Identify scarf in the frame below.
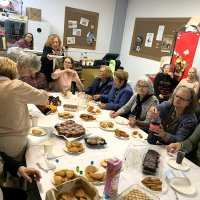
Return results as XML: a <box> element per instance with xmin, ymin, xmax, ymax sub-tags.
<box><xmin>186</xmin><ymin>77</ymin><xmax>197</xmax><ymax>83</ymax></box>
<box><xmin>131</xmin><ymin>94</ymin><xmax>153</xmax><ymax>119</ymax></box>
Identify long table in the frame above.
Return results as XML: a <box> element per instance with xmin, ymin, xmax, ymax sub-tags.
<box><xmin>26</xmin><ymin>93</ymin><xmax>200</xmax><ymax>200</ymax></box>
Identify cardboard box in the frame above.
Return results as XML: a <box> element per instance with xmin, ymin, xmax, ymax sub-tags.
<box><xmin>26</xmin><ymin>7</ymin><xmax>41</xmax><ymax>21</ymax></box>
<box><xmin>46</xmin><ymin>177</ymin><xmax>99</xmax><ymax>200</ymax></box>
<box><xmin>187</xmin><ymin>16</ymin><xmax>200</xmax><ymax>32</ymax></box>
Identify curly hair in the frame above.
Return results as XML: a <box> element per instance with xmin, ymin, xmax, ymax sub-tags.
<box><xmin>100</xmin><ymin>65</ymin><xmax>113</xmax><ymax>78</ymax></box>
<box><xmin>114</xmin><ymin>69</ymin><xmax>128</xmax><ymax>83</ymax></box>
<box><xmin>0</xmin><ymin>57</ymin><xmax>18</xmax><ymax>80</ymax></box>
<box><xmin>45</xmin><ymin>34</ymin><xmax>62</xmax><ymax>51</ymax></box>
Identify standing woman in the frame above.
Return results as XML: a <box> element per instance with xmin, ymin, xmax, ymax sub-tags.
<box><xmin>14</xmin><ymin>33</ymin><xmax>34</xmax><ymax>50</ymax></box>
<box><xmin>51</xmin><ymin>56</ymin><xmax>84</xmax><ymax>92</ymax></box>
<box><xmin>110</xmin><ymin>76</ymin><xmax>158</xmax><ymax>131</ymax></box>
<box><xmin>0</xmin><ymin>57</ymin><xmax>48</xmax><ymax>161</ymax></box>
<box><xmin>154</xmin><ymin>64</ymin><xmax>177</xmax><ymax>103</ymax></box>
<box><xmin>40</xmin><ymin>34</ymin><xmax>62</xmax><ymax>88</ymax></box>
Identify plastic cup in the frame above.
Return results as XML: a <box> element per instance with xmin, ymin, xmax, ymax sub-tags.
<box><xmin>176</xmin><ymin>149</ymin><xmax>187</xmax><ymax>164</ymax></box>
<box><xmin>31</xmin><ymin>116</ymin><xmax>39</xmax><ymax>127</ymax></box>
<box><xmin>43</xmin><ymin>140</ymin><xmax>54</xmax><ymax>155</ymax></box>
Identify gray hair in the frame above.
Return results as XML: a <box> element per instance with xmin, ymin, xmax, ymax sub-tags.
<box><xmin>17</xmin><ymin>53</ymin><xmax>41</xmax><ymax>72</ymax></box>
<box><xmin>7</xmin><ymin>47</ymin><xmax>24</xmax><ymax>62</ymax></box>
<box><xmin>134</xmin><ymin>76</ymin><xmax>154</xmax><ymax>95</ymax></box>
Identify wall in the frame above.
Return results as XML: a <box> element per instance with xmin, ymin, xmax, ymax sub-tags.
<box><xmin>22</xmin><ymin>0</ymin><xmax>116</xmax><ymax>60</ymax></box>
<box><xmin>120</xmin><ymin>0</ymin><xmax>200</xmax><ymax>86</ymax></box>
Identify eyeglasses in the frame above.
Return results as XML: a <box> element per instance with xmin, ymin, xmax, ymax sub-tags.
<box><xmin>137</xmin><ymin>84</ymin><xmax>148</xmax><ymax>88</ymax></box>
<box><xmin>64</xmin><ymin>61</ymin><xmax>72</xmax><ymax>64</ymax></box>
<box><xmin>174</xmin><ymin>94</ymin><xmax>191</xmax><ymax>102</ymax></box>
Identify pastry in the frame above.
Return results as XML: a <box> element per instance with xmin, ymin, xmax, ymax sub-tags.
<box><xmin>90</xmin><ymin>172</ymin><xmax>104</xmax><ymax>180</ymax></box>
<box><xmin>54</xmin><ymin>170</ymin><xmax>66</xmax><ymax>177</ymax></box>
<box><xmin>75</xmin><ymin>188</ymin><xmax>86</xmax><ymax>198</ymax></box>
<box><xmin>100</xmin><ymin>159</ymin><xmax>109</xmax><ymax>168</ymax></box>
<box><xmin>31</xmin><ymin>129</ymin><xmax>42</xmax><ymax>135</ymax></box>
<box><xmin>54</xmin><ymin>175</ymin><xmax>63</xmax><ymax>185</ymax></box>
<box><xmin>65</xmin><ymin>170</ymin><xmax>74</xmax><ymax>179</ymax></box>
<box><xmin>85</xmin><ymin>165</ymin><xmax>98</xmax><ymax>174</ymax></box>
<box><xmin>61</xmin><ymin>193</ymin><xmax>72</xmax><ymax>200</ymax></box>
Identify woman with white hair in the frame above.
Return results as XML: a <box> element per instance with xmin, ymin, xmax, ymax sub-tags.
<box><xmin>176</xmin><ymin>67</ymin><xmax>199</xmax><ymax>94</ymax></box>
<box><xmin>110</xmin><ymin>76</ymin><xmax>158</xmax><ymax>131</ymax></box>
<box><xmin>18</xmin><ymin>53</ymin><xmax>48</xmax><ymax>90</ymax></box>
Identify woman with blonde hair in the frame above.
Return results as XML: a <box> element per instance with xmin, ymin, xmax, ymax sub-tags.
<box><xmin>147</xmin><ymin>85</ymin><xmax>198</xmax><ymax>145</ymax></box>
<box><xmin>110</xmin><ymin>76</ymin><xmax>158</xmax><ymax>131</ymax></box>
<box><xmin>85</xmin><ymin>65</ymin><xmax>113</xmax><ymax>99</ymax></box>
<box><xmin>51</xmin><ymin>56</ymin><xmax>84</xmax><ymax>92</ymax></box>
<box><xmin>95</xmin><ymin>69</ymin><xmax>133</xmax><ymax>111</ymax></box>
<box><xmin>0</xmin><ymin>57</ymin><xmax>48</xmax><ymax>161</ymax></box>
<box><xmin>40</xmin><ymin>34</ymin><xmax>62</xmax><ymax>87</ymax></box>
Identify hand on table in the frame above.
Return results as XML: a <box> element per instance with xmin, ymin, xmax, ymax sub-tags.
<box><xmin>97</xmin><ymin>102</ymin><xmax>106</xmax><ymax>109</ymax></box>
<box><xmin>167</xmin><ymin>142</ymin><xmax>182</xmax><ymax>154</ymax></box>
<box><xmin>18</xmin><ymin>166</ymin><xmax>41</xmax><ymax>183</ymax></box>
<box><xmin>93</xmin><ymin>95</ymin><xmax>101</xmax><ymax>100</ymax></box>
<box><xmin>110</xmin><ymin>111</ymin><xmax>118</xmax><ymax>118</ymax></box>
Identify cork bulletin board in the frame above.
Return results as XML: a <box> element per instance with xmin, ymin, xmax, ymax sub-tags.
<box><xmin>63</xmin><ymin>7</ymin><xmax>99</xmax><ymax>50</ymax></box>
<box><xmin>129</xmin><ymin>18</ymin><xmax>189</xmax><ymax>61</ymax></box>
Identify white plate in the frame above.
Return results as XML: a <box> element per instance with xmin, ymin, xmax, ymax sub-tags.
<box><xmin>115</xmin><ymin>116</ymin><xmax>129</xmax><ymax>125</ymax></box>
<box><xmin>88</xmin><ymin>101</ymin><xmax>98</xmax><ymax>106</ymax></box>
<box><xmin>53</xmin><ymin>128</ymin><xmax>89</xmax><ymax>142</ymax></box>
<box><xmin>140</xmin><ymin>176</ymin><xmax>168</xmax><ymax>194</ymax></box>
<box><xmin>170</xmin><ymin>177</ymin><xmax>196</xmax><ymax>196</ymax></box>
<box><xmin>48</xmin><ymin>54</ymin><xmax>64</xmax><ymax>59</ymax></box>
<box><xmin>29</xmin><ymin>127</ymin><xmax>48</xmax><ymax>136</ymax></box>
<box><xmin>63</xmin><ymin>146</ymin><xmax>85</xmax><ymax>154</ymax></box>
<box><xmin>86</xmin><ymin>110</ymin><xmax>102</xmax><ymax>115</ymax></box>
<box><xmin>99</xmin><ymin>121</ymin><xmax>117</xmax><ymax>131</ymax></box>
<box><xmin>167</xmin><ymin>157</ymin><xmax>190</xmax><ymax>171</ymax></box>
<box><xmin>131</xmin><ymin>131</ymin><xmax>147</xmax><ymax>141</ymax></box>
<box><xmin>114</xmin><ymin>133</ymin><xmax>129</xmax><ymax>140</ymax></box>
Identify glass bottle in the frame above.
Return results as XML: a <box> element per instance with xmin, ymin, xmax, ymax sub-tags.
<box><xmin>147</xmin><ymin>116</ymin><xmax>161</xmax><ymax>144</ymax></box>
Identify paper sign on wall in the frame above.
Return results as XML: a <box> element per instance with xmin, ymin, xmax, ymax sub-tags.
<box><xmin>145</xmin><ymin>33</ymin><xmax>154</xmax><ymax>47</ymax></box>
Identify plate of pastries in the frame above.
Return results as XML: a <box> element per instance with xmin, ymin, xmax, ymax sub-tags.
<box><xmin>140</xmin><ymin>176</ymin><xmax>168</xmax><ymax>193</ymax></box>
<box><xmin>52</xmin><ymin>169</ymin><xmax>78</xmax><ymax>186</ymax></box>
<box><xmin>57</xmin><ymin>112</ymin><xmax>74</xmax><ymax>120</ymax></box>
<box><xmin>87</xmin><ymin>105</ymin><xmax>101</xmax><ymax>115</ymax></box>
<box><xmin>29</xmin><ymin>127</ymin><xmax>48</xmax><ymax>136</ymax></box>
<box><xmin>54</xmin><ymin>120</ymin><xmax>86</xmax><ymax>141</ymax></box>
<box><xmin>79</xmin><ymin>113</ymin><xmax>96</xmax><ymax>121</ymax></box>
<box><xmin>132</xmin><ymin>130</ymin><xmax>147</xmax><ymax>140</ymax></box>
<box><xmin>84</xmin><ymin>165</ymin><xmax>106</xmax><ymax>185</ymax></box>
<box><xmin>114</xmin><ymin>128</ymin><xmax>129</xmax><ymax>139</ymax></box>
<box><xmin>64</xmin><ymin>141</ymin><xmax>84</xmax><ymax>154</ymax></box>
<box><xmin>63</xmin><ymin>104</ymin><xmax>78</xmax><ymax>112</ymax></box>
<box><xmin>99</xmin><ymin>121</ymin><xmax>116</xmax><ymax>131</ymax></box>
<box><xmin>84</xmin><ymin>136</ymin><xmax>107</xmax><ymax>147</ymax></box>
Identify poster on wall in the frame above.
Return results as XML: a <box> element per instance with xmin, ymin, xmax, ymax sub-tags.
<box><xmin>67</xmin><ymin>37</ymin><xmax>75</xmax><ymax>44</ymax></box>
<box><xmin>80</xmin><ymin>17</ymin><xmax>89</xmax><ymax>26</ymax></box>
<box><xmin>145</xmin><ymin>33</ymin><xmax>154</xmax><ymax>47</ymax></box>
<box><xmin>161</xmin><ymin>35</ymin><xmax>173</xmax><ymax>53</ymax></box>
<box><xmin>72</xmin><ymin>29</ymin><xmax>81</xmax><ymax>36</ymax></box>
<box><xmin>68</xmin><ymin>20</ymin><xmax>77</xmax><ymax>28</ymax></box>
<box><xmin>156</xmin><ymin>25</ymin><xmax>165</xmax><ymax>41</ymax></box>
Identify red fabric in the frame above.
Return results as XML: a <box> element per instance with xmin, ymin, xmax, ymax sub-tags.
<box><xmin>171</xmin><ymin>32</ymin><xmax>200</xmax><ymax>80</ymax></box>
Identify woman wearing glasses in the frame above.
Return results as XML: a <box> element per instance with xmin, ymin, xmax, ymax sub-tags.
<box><xmin>147</xmin><ymin>85</ymin><xmax>198</xmax><ymax>145</ymax></box>
<box><xmin>51</xmin><ymin>56</ymin><xmax>84</xmax><ymax>92</ymax></box>
<box><xmin>14</xmin><ymin>33</ymin><xmax>34</xmax><ymax>50</ymax></box>
<box><xmin>110</xmin><ymin>76</ymin><xmax>158</xmax><ymax>131</ymax></box>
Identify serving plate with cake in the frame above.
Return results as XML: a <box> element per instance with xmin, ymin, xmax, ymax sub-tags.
<box><xmin>53</xmin><ymin>120</ymin><xmax>89</xmax><ymax>141</ymax></box>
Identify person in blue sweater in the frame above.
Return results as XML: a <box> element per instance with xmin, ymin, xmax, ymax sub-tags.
<box><xmin>94</xmin><ymin>69</ymin><xmax>133</xmax><ymax>111</ymax></box>
<box><xmin>0</xmin><ymin>151</ymin><xmax>41</xmax><ymax>200</ymax></box>
<box><xmin>84</xmin><ymin>65</ymin><xmax>113</xmax><ymax>99</ymax></box>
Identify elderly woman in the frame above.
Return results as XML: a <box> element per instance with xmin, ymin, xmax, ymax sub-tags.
<box><xmin>154</xmin><ymin>64</ymin><xmax>178</xmax><ymax>103</ymax></box>
<box><xmin>177</xmin><ymin>67</ymin><xmax>199</xmax><ymax>94</ymax></box>
<box><xmin>94</xmin><ymin>69</ymin><xmax>133</xmax><ymax>111</ymax></box>
<box><xmin>167</xmin><ymin>124</ymin><xmax>200</xmax><ymax>166</ymax></box>
<box><xmin>147</xmin><ymin>85</ymin><xmax>198</xmax><ymax>145</ymax></box>
<box><xmin>0</xmin><ymin>57</ymin><xmax>48</xmax><ymax>161</ymax></box>
<box><xmin>18</xmin><ymin>53</ymin><xmax>48</xmax><ymax>90</ymax></box>
<box><xmin>51</xmin><ymin>56</ymin><xmax>83</xmax><ymax>92</ymax></box>
<box><xmin>7</xmin><ymin>47</ymin><xmax>25</xmax><ymax>62</ymax></box>
<box><xmin>85</xmin><ymin>65</ymin><xmax>113</xmax><ymax>99</ymax></box>
<box><xmin>40</xmin><ymin>34</ymin><xmax>62</xmax><ymax>87</ymax></box>
<box><xmin>14</xmin><ymin>33</ymin><xmax>34</xmax><ymax>50</ymax></box>
<box><xmin>110</xmin><ymin>76</ymin><xmax>158</xmax><ymax>131</ymax></box>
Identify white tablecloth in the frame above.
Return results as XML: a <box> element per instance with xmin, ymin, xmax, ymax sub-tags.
<box><xmin>26</xmin><ymin>94</ymin><xmax>200</xmax><ymax>200</ymax></box>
